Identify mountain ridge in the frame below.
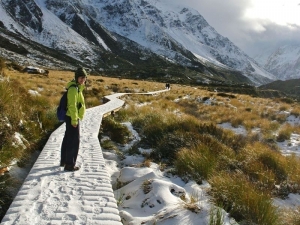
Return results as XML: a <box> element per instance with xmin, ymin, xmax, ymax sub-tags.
<box><xmin>0</xmin><ymin>0</ymin><xmax>275</xmax><ymax>85</ymax></box>
<box><xmin>254</xmin><ymin>44</ymin><xmax>300</xmax><ymax>80</ymax></box>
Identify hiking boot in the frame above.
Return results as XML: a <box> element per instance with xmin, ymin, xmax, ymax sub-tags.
<box><xmin>64</xmin><ymin>165</ymin><xmax>80</xmax><ymax>172</ymax></box>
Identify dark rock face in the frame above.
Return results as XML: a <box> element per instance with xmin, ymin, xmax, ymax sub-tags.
<box><xmin>0</xmin><ymin>21</ymin><xmax>6</xmax><ymax>29</ymax></box>
<box><xmin>2</xmin><ymin>0</ymin><xmax>43</xmax><ymax>32</ymax></box>
<box><xmin>0</xmin><ymin>35</ymin><xmax>29</xmax><ymax>55</ymax></box>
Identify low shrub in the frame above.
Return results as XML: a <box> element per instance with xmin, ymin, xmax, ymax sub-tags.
<box><xmin>101</xmin><ymin>117</ymin><xmax>131</xmax><ymax>144</ymax></box>
<box><xmin>278</xmin><ymin>97</ymin><xmax>294</xmax><ymax>104</ymax></box>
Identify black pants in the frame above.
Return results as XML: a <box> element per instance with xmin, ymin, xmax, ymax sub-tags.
<box><xmin>61</xmin><ymin>116</ymin><xmax>80</xmax><ymax>166</ymax></box>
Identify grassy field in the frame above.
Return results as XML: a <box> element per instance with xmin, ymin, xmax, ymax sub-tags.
<box><xmin>2</xmin><ymin>65</ymin><xmax>300</xmax><ymax>224</ymax></box>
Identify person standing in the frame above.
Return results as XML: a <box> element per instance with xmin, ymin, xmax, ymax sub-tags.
<box><xmin>61</xmin><ymin>67</ymin><xmax>87</xmax><ymax>171</ymax></box>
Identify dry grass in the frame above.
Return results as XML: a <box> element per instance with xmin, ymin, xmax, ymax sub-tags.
<box><xmin>180</xmin><ymin>191</ymin><xmax>202</xmax><ymax>213</ymax></box>
<box><xmin>209</xmin><ymin>172</ymin><xmax>280</xmax><ymax>225</ymax></box>
<box><xmin>277</xmin><ymin>123</ymin><xmax>294</xmax><ymax>142</ymax></box>
<box><xmin>143</xmin><ymin>159</ymin><xmax>152</xmax><ymax>167</ymax></box>
<box><xmin>209</xmin><ymin>206</ymin><xmax>225</xmax><ymax>225</ymax></box>
<box><xmin>291</xmin><ymin>107</ymin><xmax>300</xmax><ymax>117</ymax></box>
<box><xmin>279</xmin><ymin>206</ymin><xmax>300</xmax><ymax>225</ymax></box>
<box><xmin>5</xmin><ymin>69</ymin><xmax>166</xmax><ymax>109</ymax></box>
<box><xmin>4</xmin><ymin>68</ymin><xmax>300</xmax><ymax>224</ymax></box>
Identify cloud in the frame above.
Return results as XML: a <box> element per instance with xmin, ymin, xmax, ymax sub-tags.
<box><xmin>186</xmin><ymin>0</ymin><xmax>300</xmax><ymax>57</ymax></box>
<box><xmin>243</xmin><ymin>22</ymin><xmax>300</xmax><ymax>53</ymax></box>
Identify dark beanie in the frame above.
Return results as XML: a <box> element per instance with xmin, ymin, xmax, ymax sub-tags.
<box><xmin>75</xmin><ymin>67</ymin><xmax>87</xmax><ymax>80</ymax></box>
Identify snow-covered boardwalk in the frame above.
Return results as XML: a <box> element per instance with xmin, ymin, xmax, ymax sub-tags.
<box><xmin>1</xmin><ymin>90</ymin><xmax>168</xmax><ymax>225</ymax></box>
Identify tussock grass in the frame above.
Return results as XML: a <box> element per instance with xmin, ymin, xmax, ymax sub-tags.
<box><xmin>279</xmin><ymin>206</ymin><xmax>300</xmax><ymax>225</ymax></box>
<box><xmin>100</xmin><ymin>139</ymin><xmax>116</xmax><ymax>149</ymax></box>
<box><xmin>100</xmin><ymin>117</ymin><xmax>131</xmax><ymax>144</ymax></box>
<box><xmin>115</xmin><ymin>191</ymin><xmax>126</xmax><ymax>207</ymax></box>
<box><xmin>3</xmin><ymin>66</ymin><xmax>300</xmax><ymax>224</ymax></box>
<box><xmin>290</xmin><ymin>107</ymin><xmax>300</xmax><ymax>117</ymax></box>
<box><xmin>180</xmin><ymin>191</ymin><xmax>202</xmax><ymax>213</ymax></box>
<box><xmin>174</xmin><ymin>143</ymin><xmax>219</xmax><ymax>181</ymax></box>
<box><xmin>235</xmin><ymin>142</ymin><xmax>300</xmax><ymax>195</ymax></box>
<box><xmin>0</xmin><ymin>78</ymin><xmax>53</xmax><ymax>167</ymax></box>
<box><xmin>285</xmin><ymin>154</ymin><xmax>300</xmax><ymax>185</ymax></box>
<box><xmin>209</xmin><ymin>206</ymin><xmax>225</xmax><ymax>225</ymax></box>
<box><xmin>276</xmin><ymin>123</ymin><xmax>294</xmax><ymax>142</ymax></box>
<box><xmin>209</xmin><ymin>172</ymin><xmax>280</xmax><ymax>225</ymax></box>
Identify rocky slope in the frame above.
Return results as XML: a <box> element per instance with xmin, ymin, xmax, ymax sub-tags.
<box><xmin>0</xmin><ymin>0</ymin><xmax>275</xmax><ymax>85</ymax></box>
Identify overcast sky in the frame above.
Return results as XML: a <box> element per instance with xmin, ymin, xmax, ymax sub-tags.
<box><xmin>185</xmin><ymin>0</ymin><xmax>300</xmax><ymax>57</ymax></box>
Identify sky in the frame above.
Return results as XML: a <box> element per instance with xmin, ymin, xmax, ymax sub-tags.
<box><xmin>186</xmin><ymin>0</ymin><xmax>300</xmax><ymax>57</ymax></box>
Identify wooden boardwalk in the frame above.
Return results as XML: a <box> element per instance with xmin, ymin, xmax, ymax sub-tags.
<box><xmin>1</xmin><ymin>90</ymin><xmax>168</xmax><ymax>225</ymax></box>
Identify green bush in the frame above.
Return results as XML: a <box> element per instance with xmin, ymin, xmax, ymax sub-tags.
<box><xmin>101</xmin><ymin>117</ymin><xmax>131</xmax><ymax>144</ymax></box>
<box><xmin>154</xmin><ymin>131</ymin><xmax>201</xmax><ymax>161</ymax></box>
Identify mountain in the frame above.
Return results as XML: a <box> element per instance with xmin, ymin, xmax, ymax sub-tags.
<box><xmin>253</xmin><ymin>44</ymin><xmax>300</xmax><ymax>80</ymax></box>
<box><xmin>0</xmin><ymin>0</ymin><xmax>275</xmax><ymax>85</ymax></box>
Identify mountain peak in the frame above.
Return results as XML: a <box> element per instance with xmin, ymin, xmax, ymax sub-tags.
<box><xmin>0</xmin><ymin>0</ymin><xmax>276</xmax><ymax>85</ymax></box>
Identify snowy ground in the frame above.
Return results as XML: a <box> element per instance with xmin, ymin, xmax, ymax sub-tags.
<box><xmin>103</xmin><ymin>122</ymin><xmax>237</xmax><ymax>225</ymax></box>
<box><xmin>2</xmin><ymin>89</ymin><xmax>300</xmax><ymax>225</ymax></box>
<box><xmin>1</xmin><ymin>91</ymin><xmax>125</xmax><ymax>225</ymax></box>
<box><xmin>104</xmin><ymin>100</ymin><xmax>300</xmax><ymax>224</ymax></box>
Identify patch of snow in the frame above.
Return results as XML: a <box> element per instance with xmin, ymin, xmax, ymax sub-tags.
<box><xmin>217</xmin><ymin>122</ymin><xmax>247</xmax><ymax>136</ymax></box>
<box><xmin>28</xmin><ymin>90</ymin><xmax>41</xmax><ymax>96</ymax></box>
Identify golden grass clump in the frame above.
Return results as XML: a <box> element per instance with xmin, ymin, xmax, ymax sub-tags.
<box><xmin>236</xmin><ymin>142</ymin><xmax>287</xmax><ymax>185</ymax></box>
<box><xmin>174</xmin><ymin>144</ymin><xmax>218</xmax><ymax>181</ymax></box>
<box><xmin>290</xmin><ymin>107</ymin><xmax>300</xmax><ymax>117</ymax></box>
<box><xmin>276</xmin><ymin>123</ymin><xmax>294</xmax><ymax>142</ymax></box>
<box><xmin>209</xmin><ymin>172</ymin><xmax>280</xmax><ymax>225</ymax></box>
<box><xmin>180</xmin><ymin>191</ymin><xmax>202</xmax><ymax>213</ymax></box>
<box><xmin>285</xmin><ymin>154</ymin><xmax>300</xmax><ymax>185</ymax></box>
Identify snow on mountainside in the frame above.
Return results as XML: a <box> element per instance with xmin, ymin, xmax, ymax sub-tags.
<box><xmin>254</xmin><ymin>44</ymin><xmax>300</xmax><ymax>81</ymax></box>
<box><xmin>0</xmin><ymin>0</ymin><xmax>109</xmax><ymax>66</ymax></box>
<box><xmin>88</xmin><ymin>0</ymin><xmax>275</xmax><ymax>82</ymax></box>
<box><xmin>0</xmin><ymin>0</ymin><xmax>275</xmax><ymax>84</ymax></box>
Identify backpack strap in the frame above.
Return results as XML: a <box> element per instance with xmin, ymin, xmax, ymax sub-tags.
<box><xmin>66</xmin><ymin>84</ymin><xmax>80</xmax><ymax>110</ymax></box>
<box><xmin>67</xmin><ymin>84</ymin><xmax>78</xmax><ymax>92</ymax></box>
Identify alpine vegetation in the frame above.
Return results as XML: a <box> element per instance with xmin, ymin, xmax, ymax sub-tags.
<box><xmin>1</xmin><ymin>67</ymin><xmax>300</xmax><ymax>224</ymax></box>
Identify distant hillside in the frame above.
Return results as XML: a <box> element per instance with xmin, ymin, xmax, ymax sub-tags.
<box><xmin>259</xmin><ymin>79</ymin><xmax>300</xmax><ymax>99</ymax></box>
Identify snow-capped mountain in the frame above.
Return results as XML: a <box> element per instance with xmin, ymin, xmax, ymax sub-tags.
<box><xmin>0</xmin><ymin>0</ymin><xmax>275</xmax><ymax>85</ymax></box>
<box><xmin>254</xmin><ymin>44</ymin><xmax>300</xmax><ymax>81</ymax></box>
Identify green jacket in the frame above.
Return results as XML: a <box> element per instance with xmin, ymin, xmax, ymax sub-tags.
<box><xmin>65</xmin><ymin>80</ymin><xmax>86</xmax><ymax>126</ymax></box>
